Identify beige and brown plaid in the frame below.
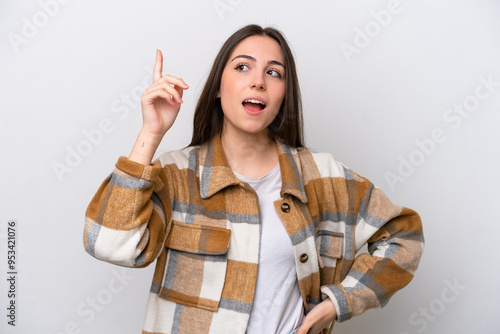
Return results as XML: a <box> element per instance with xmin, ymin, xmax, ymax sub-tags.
<box><xmin>84</xmin><ymin>135</ymin><xmax>424</xmax><ymax>333</ymax></box>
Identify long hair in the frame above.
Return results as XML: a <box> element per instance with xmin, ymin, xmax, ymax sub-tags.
<box><xmin>188</xmin><ymin>24</ymin><xmax>304</xmax><ymax>148</ymax></box>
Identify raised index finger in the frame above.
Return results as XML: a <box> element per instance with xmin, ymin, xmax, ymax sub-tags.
<box><xmin>153</xmin><ymin>49</ymin><xmax>163</xmax><ymax>83</ymax></box>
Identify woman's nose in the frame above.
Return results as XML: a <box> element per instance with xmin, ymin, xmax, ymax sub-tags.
<box><xmin>250</xmin><ymin>73</ymin><xmax>265</xmax><ymax>90</ymax></box>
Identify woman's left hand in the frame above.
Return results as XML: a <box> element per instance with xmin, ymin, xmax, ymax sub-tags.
<box><xmin>296</xmin><ymin>299</ymin><xmax>337</xmax><ymax>334</ymax></box>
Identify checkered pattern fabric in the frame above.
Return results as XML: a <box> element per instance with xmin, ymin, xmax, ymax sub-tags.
<box><xmin>84</xmin><ymin>135</ymin><xmax>424</xmax><ymax>334</ymax></box>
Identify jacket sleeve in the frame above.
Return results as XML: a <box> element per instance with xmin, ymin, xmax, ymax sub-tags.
<box><xmin>83</xmin><ymin>156</ymin><xmax>172</xmax><ymax>268</ymax></box>
<box><xmin>320</xmin><ymin>165</ymin><xmax>424</xmax><ymax>322</ymax></box>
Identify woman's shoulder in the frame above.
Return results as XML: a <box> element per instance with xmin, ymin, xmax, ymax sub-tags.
<box><xmin>154</xmin><ymin>145</ymin><xmax>199</xmax><ymax>169</ymax></box>
<box><xmin>296</xmin><ymin>146</ymin><xmax>359</xmax><ymax>181</ymax></box>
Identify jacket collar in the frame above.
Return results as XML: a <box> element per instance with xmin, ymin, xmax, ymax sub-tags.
<box><xmin>198</xmin><ymin>135</ymin><xmax>307</xmax><ymax>203</ymax></box>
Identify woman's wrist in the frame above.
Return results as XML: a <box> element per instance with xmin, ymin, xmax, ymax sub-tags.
<box><xmin>128</xmin><ymin>130</ymin><xmax>164</xmax><ymax>165</ymax></box>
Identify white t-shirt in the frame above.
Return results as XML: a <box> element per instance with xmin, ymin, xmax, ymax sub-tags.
<box><xmin>233</xmin><ymin>163</ymin><xmax>304</xmax><ymax>334</ymax></box>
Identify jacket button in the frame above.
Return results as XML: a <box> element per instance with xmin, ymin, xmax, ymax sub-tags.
<box><xmin>281</xmin><ymin>203</ymin><xmax>290</xmax><ymax>212</ymax></box>
<box><xmin>300</xmin><ymin>253</ymin><xmax>308</xmax><ymax>263</ymax></box>
<box><xmin>306</xmin><ymin>296</ymin><xmax>311</xmax><ymax>303</ymax></box>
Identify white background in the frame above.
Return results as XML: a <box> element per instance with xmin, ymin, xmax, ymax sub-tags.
<box><xmin>1</xmin><ymin>0</ymin><xmax>499</xmax><ymax>333</ymax></box>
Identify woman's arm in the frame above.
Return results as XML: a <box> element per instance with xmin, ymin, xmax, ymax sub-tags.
<box><xmin>322</xmin><ymin>168</ymin><xmax>424</xmax><ymax>322</ymax></box>
<box><xmin>83</xmin><ymin>49</ymin><xmax>189</xmax><ymax>267</ymax></box>
<box><xmin>83</xmin><ymin>156</ymin><xmax>168</xmax><ymax>268</ymax></box>
<box><xmin>299</xmin><ymin>159</ymin><xmax>424</xmax><ymax>333</ymax></box>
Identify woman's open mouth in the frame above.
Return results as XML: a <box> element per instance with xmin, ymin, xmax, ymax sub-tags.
<box><xmin>242</xmin><ymin>99</ymin><xmax>266</xmax><ymax>114</ymax></box>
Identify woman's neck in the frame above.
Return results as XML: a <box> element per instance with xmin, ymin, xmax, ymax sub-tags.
<box><xmin>220</xmin><ymin>129</ymin><xmax>279</xmax><ymax>178</ymax></box>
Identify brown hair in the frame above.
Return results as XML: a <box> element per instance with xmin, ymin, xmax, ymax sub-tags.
<box><xmin>188</xmin><ymin>24</ymin><xmax>304</xmax><ymax>148</ymax></box>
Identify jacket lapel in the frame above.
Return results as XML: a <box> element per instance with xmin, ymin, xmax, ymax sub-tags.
<box><xmin>276</xmin><ymin>140</ymin><xmax>308</xmax><ymax>204</ymax></box>
<box><xmin>198</xmin><ymin>135</ymin><xmax>241</xmax><ymax>199</ymax></box>
<box><xmin>198</xmin><ymin>135</ymin><xmax>308</xmax><ymax>204</ymax></box>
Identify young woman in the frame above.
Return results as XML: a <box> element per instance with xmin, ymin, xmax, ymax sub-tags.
<box><xmin>84</xmin><ymin>25</ymin><xmax>424</xmax><ymax>334</ymax></box>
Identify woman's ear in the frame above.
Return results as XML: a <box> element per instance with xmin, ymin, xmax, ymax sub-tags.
<box><xmin>216</xmin><ymin>90</ymin><xmax>221</xmax><ymax>98</ymax></box>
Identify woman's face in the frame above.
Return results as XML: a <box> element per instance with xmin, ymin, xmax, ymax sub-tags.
<box><xmin>218</xmin><ymin>35</ymin><xmax>286</xmax><ymax>138</ymax></box>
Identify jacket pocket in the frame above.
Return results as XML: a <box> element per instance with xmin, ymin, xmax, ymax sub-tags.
<box><xmin>316</xmin><ymin>231</ymin><xmax>344</xmax><ymax>285</ymax></box>
<box><xmin>158</xmin><ymin>221</ymin><xmax>231</xmax><ymax>312</ymax></box>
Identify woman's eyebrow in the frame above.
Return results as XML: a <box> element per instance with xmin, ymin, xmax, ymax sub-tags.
<box><xmin>230</xmin><ymin>55</ymin><xmax>285</xmax><ymax>68</ymax></box>
<box><xmin>268</xmin><ymin>60</ymin><xmax>285</xmax><ymax>68</ymax></box>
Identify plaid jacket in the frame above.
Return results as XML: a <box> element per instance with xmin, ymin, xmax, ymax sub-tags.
<box><xmin>84</xmin><ymin>135</ymin><xmax>424</xmax><ymax>334</ymax></box>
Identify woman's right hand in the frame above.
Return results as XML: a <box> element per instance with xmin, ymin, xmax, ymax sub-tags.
<box><xmin>140</xmin><ymin>49</ymin><xmax>189</xmax><ymax>139</ymax></box>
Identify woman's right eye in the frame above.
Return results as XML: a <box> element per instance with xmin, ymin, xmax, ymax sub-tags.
<box><xmin>235</xmin><ymin>64</ymin><xmax>249</xmax><ymax>71</ymax></box>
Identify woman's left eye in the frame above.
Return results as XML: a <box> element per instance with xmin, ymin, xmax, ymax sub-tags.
<box><xmin>268</xmin><ymin>69</ymin><xmax>282</xmax><ymax>78</ymax></box>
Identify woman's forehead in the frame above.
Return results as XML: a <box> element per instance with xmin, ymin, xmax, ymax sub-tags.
<box><xmin>229</xmin><ymin>35</ymin><xmax>284</xmax><ymax>64</ymax></box>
